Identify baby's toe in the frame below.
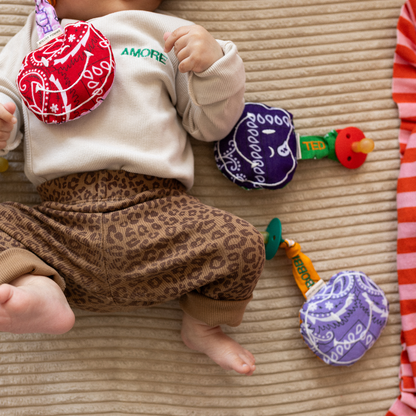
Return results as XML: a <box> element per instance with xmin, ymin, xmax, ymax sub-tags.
<box><xmin>233</xmin><ymin>353</ymin><xmax>255</xmax><ymax>375</ymax></box>
<box><xmin>0</xmin><ymin>284</ymin><xmax>13</xmax><ymax>304</ymax></box>
<box><xmin>240</xmin><ymin>350</ymin><xmax>255</xmax><ymax>365</ymax></box>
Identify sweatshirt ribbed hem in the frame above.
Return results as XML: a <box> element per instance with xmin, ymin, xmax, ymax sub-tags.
<box><xmin>0</xmin><ymin>248</ymin><xmax>66</xmax><ymax>292</ymax></box>
<box><xmin>179</xmin><ymin>291</ymin><xmax>252</xmax><ymax>327</ymax></box>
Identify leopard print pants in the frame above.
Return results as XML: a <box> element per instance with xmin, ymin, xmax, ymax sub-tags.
<box><xmin>0</xmin><ymin>170</ymin><xmax>265</xmax><ymax>326</ymax></box>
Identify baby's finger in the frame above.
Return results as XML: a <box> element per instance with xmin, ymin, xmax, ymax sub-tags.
<box><xmin>0</xmin><ymin>104</ymin><xmax>16</xmax><ymax>124</ymax></box>
<box><xmin>164</xmin><ymin>26</ymin><xmax>192</xmax><ymax>53</ymax></box>
<box><xmin>0</xmin><ymin>130</ymin><xmax>12</xmax><ymax>146</ymax></box>
<box><xmin>3</xmin><ymin>101</ymin><xmax>16</xmax><ymax>117</ymax></box>
<box><xmin>178</xmin><ymin>55</ymin><xmax>195</xmax><ymax>73</ymax></box>
<box><xmin>170</xmin><ymin>34</ymin><xmax>189</xmax><ymax>56</ymax></box>
<box><xmin>176</xmin><ymin>45</ymin><xmax>191</xmax><ymax>63</ymax></box>
<box><xmin>0</xmin><ymin>120</ymin><xmax>14</xmax><ymax>133</ymax></box>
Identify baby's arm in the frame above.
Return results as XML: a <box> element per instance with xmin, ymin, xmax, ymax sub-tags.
<box><xmin>0</xmin><ymin>102</ymin><xmax>17</xmax><ymax>150</ymax></box>
<box><xmin>164</xmin><ymin>25</ymin><xmax>246</xmax><ymax>142</ymax></box>
<box><xmin>0</xmin><ymin>13</ymin><xmax>34</xmax><ymax>156</ymax></box>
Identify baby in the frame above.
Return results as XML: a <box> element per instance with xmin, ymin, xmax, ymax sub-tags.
<box><xmin>0</xmin><ymin>0</ymin><xmax>265</xmax><ymax>376</ymax></box>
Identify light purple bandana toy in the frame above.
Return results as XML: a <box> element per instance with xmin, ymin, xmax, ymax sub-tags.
<box><xmin>299</xmin><ymin>270</ymin><xmax>389</xmax><ymax>366</ymax></box>
<box><xmin>263</xmin><ymin>218</ymin><xmax>389</xmax><ymax>366</ymax></box>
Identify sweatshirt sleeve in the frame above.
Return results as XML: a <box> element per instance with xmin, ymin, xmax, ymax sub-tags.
<box><xmin>175</xmin><ymin>39</ymin><xmax>245</xmax><ymax>142</ymax></box>
<box><xmin>0</xmin><ymin>12</ymin><xmax>35</xmax><ymax>156</ymax></box>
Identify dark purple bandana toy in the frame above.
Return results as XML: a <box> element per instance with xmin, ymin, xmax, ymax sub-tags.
<box><xmin>214</xmin><ymin>103</ymin><xmax>298</xmax><ymax>190</ymax></box>
<box><xmin>214</xmin><ymin>103</ymin><xmax>375</xmax><ymax>190</ymax></box>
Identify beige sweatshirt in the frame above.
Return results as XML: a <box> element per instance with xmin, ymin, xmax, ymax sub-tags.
<box><xmin>0</xmin><ymin>10</ymin><xmax>245</xmax><ymax>189</ymax></box>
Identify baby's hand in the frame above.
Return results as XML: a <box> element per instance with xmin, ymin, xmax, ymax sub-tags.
<box><xmin>0</xmin><ymin>102</ymin><xmax>17</xmax><ymax>150</ymax></box>
<box><xmin>164</xmin><ymin>25</ymin><xmax>224</xmax><ymax>73</ymax></box>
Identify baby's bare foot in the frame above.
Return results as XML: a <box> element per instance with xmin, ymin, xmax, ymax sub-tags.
<box><xmin>0</xmin><ymin>274</ymin><xmax>75</xmax><ymax>334</ymax></box>
<box><xmin>181</xmin><ymin>312</ymin><xmax>256</xmax><ymax>376</ymax></box>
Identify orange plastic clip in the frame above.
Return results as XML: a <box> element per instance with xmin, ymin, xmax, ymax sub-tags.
<box><xmin>279</xmin><ymin>239</ymin><xmax>325</xmax><ymax>299</ymax></box>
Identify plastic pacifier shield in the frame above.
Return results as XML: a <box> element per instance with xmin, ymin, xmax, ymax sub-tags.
<box><xmin>265</xmin><ymin>218</ymin><xmax>284</xmax><ymax>260</ymax></box>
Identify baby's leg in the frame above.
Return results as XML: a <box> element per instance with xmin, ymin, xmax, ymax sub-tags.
<box><xmin>176</xmin><ymin>200</ymin><xmax>265</xmax><ymax>375</ymax></box>
<box><xmin>0</xmin><ymin>274</ymin><xmax>75</xmax><ymax>334</ymax></box>
<box><xmin>181</xmin><ymin>312</ymin><xmax>256</xmax><ymax>376</ymax></box>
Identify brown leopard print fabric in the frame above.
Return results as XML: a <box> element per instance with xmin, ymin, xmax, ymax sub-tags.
<box><xmin>0</xmin><ymin>170</ymin><xmax>265</xmax><ymax>319</ymax></box>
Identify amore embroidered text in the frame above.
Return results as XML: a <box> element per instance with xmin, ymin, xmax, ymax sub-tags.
<box><xmin>121</xmin><ymin>48</ymin><xmax>168</xmax><ymax>65</ymax></box>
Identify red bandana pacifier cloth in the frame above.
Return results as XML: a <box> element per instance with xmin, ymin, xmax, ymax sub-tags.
<box><xmin>16</xmin><ymin>0</ymin><xmax>115</xmax><ymax>124</ymax></box>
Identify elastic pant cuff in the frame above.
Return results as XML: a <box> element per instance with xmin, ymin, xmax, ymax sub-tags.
<box><xmin>0</xmin><ymin>248</ymin><xmax>66</xmax><ymax>292</ymax></box>
<box><xmin>179</xmin><ymin>291</ymin><xmax>252</xmax><ymax>327</ymax></box>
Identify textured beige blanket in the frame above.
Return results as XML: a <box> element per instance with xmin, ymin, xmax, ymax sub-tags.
<box><xmin>0</xmin><ymin>0</ymin><xmax>402</xmax><ymax>415</ymax></box>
